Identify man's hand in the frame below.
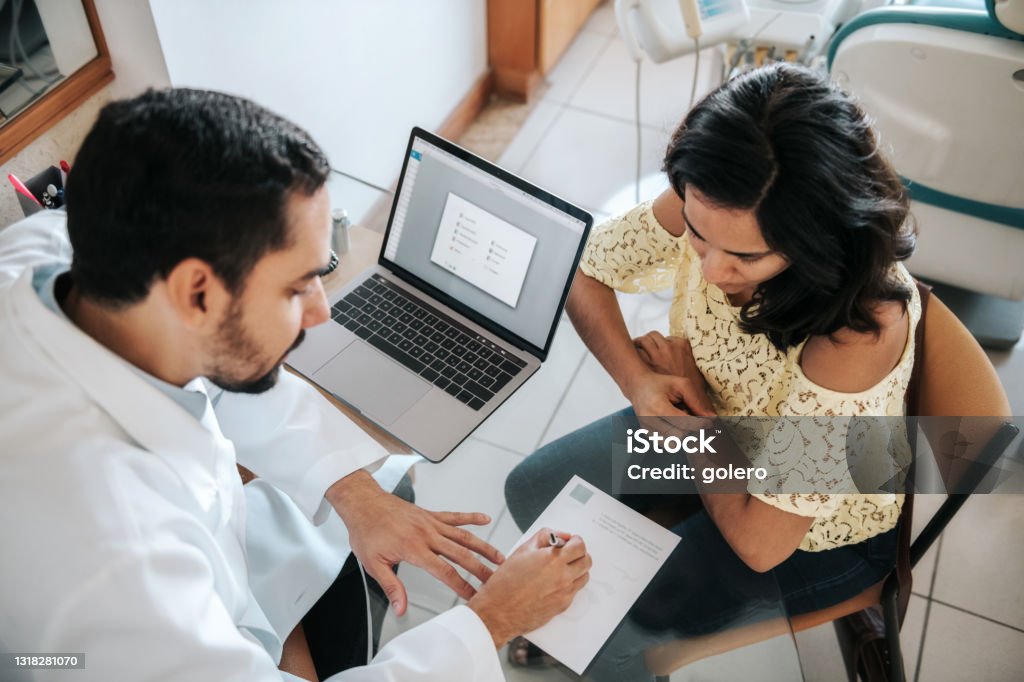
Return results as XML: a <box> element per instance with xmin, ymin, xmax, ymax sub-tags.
<box><xmin>326</xmin><ymin>471</ymin><xmax>504</xmax><ymax>616</ymax></box>
<box><xmin>468</xmin><ymin>530</ymin><xmax>591</xmax><ymax>648</ymax></box>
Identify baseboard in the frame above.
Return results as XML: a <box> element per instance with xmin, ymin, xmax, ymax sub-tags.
<box><xmin>492</xmin><ymin>67</ymin><xmax>542</xmax><ymax>102</ymax></box>
<box><xmin>437</xmin><ymin>69</ymin><xmax>495</xmax><ymax>141</ymax></box>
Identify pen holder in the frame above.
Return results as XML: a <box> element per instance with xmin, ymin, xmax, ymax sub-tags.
<box><xmin>25</xmin><ymin>165</ymin><xmax>64</xmax><ymax>209</ymax></box>
<box><xmin>10</xmin><ymin>165</ymin><xmax>64</xmax><ymax>216</ymax></box>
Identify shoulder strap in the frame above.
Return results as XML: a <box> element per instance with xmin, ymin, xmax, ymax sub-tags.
<box><xmin>906</xmin><ymin>280</ymin><xmax>932</xmax><ymax>417</ymax></box>
<box><xmin>895</xmin><ymin>279</ymin><xmax>932</xmax><ymax>625</ymax></box>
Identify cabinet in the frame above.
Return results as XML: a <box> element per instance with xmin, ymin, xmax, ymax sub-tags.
<box><xmin>488</xmin><ymin>0</ymin><xmax>601</xmax><ymax>99</ymax></box>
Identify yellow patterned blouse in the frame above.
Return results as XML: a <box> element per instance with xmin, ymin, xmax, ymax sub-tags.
<box><xmin>580</xmin><ymin>200</ymin><xmax>921</xmax><ymax>551</ymax></box>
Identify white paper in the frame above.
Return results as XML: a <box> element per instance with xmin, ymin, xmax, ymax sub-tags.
<box><xmin>507</xmin><ymin>476</ymin><xmax>681</xmax><ymax>675</ymax></box>
<box><xmin>429</xmin><ymin>192</ymin><xmax>537</xmax><ymax>308</ymax></box>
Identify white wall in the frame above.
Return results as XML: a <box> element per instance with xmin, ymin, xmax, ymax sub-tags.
<box><xmin>148</xmin><ymin>0</ymin><xmax>488</xmax><ymax>219</ymax></box>
<box><xmin>3</xmin><ymin>0</ymin><xmax>487</xmax><ymax>226</ymax></box>
<box><xmin>94</xmin><ymin>0</ymin><xmax>171</xmax><ymax>99</ymax></box>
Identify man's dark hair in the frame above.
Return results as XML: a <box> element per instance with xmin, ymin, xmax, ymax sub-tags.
<box><xmin>663</xmin><ymin>63</ymin><xmax>916</xmax><ymax>350</ymax></box>
<box><xmin>65</xmin><ymin>88</ymin><xmax>330</xmax><ymax>305</ymax></box>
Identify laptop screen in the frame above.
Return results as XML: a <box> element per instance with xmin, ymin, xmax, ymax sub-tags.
<box><xmin>380</xmin><ymin>128</ymin><xmax>591</xmax><ymax>356</ymax></box>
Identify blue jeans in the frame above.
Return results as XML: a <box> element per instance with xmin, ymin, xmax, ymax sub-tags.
<box><xmin>504</xmin><ymin>408</ymin><xmax>898</xmax><ymax>679</ymax></box>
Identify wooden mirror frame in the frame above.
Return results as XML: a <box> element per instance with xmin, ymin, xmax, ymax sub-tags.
<box><xmin>0</xmin><ymin>0</ymin><xmax>113</xmax><ymax>164</ymax></box>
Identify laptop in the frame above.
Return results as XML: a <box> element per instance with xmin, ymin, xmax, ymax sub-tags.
<box><xmin>287</xmin><ymin>127</ymin><xmax>593</xmax><ymax>462</ymax></box>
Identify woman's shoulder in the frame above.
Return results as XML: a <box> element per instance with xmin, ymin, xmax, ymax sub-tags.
<box><xmin>651</xmin><ymin>189</ymin><xmax>687</xmax><ymax>237</ymax></box>
<box><xmin>799</xmin><ymin>300</ymin><xmax>910</xmax><ymax>394</ymax></box>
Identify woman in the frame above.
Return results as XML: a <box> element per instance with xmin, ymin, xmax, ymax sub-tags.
<box><xmin>504</xmin><ymin>62</ymin><xmax>919</xmax><ymax>676</ymax></box>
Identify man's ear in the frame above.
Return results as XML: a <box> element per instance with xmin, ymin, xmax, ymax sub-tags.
<box><xmin>164</xmin><ymin>258</ymin><xmax>231</xmax><ymax>328</ymax></box>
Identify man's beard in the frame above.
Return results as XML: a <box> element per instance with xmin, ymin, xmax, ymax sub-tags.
<box><xmin>207</xmin><ymin>299</ymin><xmax>305</xmax><ymax>394</ymax></box>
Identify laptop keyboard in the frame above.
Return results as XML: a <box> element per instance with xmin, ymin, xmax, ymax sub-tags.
<box><xmin>330</xmin><ymin>274</ymin><xmax>527</xmax><ymax>411</ymax></box>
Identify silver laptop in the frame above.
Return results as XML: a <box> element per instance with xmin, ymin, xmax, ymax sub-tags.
<box><xmin>287</xmin><ymin>127</ymin><xmax>593</xmax><ymax>462</ymax></box>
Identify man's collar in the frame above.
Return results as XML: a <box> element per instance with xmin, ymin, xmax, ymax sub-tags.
<box><xmin>8</xmin><ymin>269</ymin><xmax>227</xmax><ymax>511</ymax></box>
<box><xmin>37</xmin><ymin>267</ymin><xmax>210</xmax><ymax>423</ymax></box>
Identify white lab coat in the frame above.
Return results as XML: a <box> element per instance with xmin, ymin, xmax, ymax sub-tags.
<box><xmin>0</xmin><ymin>212</ymin><xmax>503</xmax><ymax>681</ymax></box>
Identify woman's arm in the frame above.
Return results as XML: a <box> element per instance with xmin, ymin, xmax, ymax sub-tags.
<box><xmin>700</xmin><ymin>495</ymin><xmax>814</xmax><ymax>573</ymax></box>
<box><xmin>568</xmin><ymin>273</ymin><xmax>711</xmax><ymax>417</ymax></box>
<box><xmin>698</xmin><ymin>307</ymin><xmax>908</xmax><ymax>572</ymax></box>
<box><xmin>566</xmin><ymin>270</ymin><xmax>650</xmax><ymax>396</ymax></box>
<box><xmin>636</xmin><ymin>329</ymin><xmax>814</xmax><ymax>572</ymax></box>
<box><xmin>644</xmin><ymin>307</ymin><xmax>909</xmax><ymax>572</ymax></box>
<box><xmin>567</xmin><ymin>190</ymin><xmax>712</xmax><ymax>417</ymax></box>
<box><xmin>714</xmin><ymin>305</ymin><xmax>908</xmax><ymax>570</ymax></box>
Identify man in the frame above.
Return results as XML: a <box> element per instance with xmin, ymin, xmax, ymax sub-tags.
<box><xmin>0</xmin><ymin>89</ymin><xmax>590</xmax><ymax>680</ymax></box>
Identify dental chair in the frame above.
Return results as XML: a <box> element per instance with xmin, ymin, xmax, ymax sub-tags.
<box><xmin>617</xmin><ymin>0</ymin><xmax>1024</xmax><ymax>348</ymax></box>
<box><xmin>828</xmin><ymin>0</ymin><xmax>1024</xmax><ymax>348</ymax></box>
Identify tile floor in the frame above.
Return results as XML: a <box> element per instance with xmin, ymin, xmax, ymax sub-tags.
<box><xmin>381</xmin><ymin>3</ymin><xmax>1024</xmax><ymax>679</ymax></box>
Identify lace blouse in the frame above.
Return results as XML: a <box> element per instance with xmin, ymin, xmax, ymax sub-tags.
<box><xmin>580</xmin><ymin>201</ymin><xmax>920</xmax><ymax>551</ymax></box>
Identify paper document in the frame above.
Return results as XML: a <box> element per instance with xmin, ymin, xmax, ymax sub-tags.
<box><xmin>508</xmin><ymin>476</ymin><xmax>681</xmax><ymax>675</ymax></box>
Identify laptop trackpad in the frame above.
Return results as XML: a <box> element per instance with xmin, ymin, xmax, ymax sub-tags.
<box><xmin>313</xmin><ymin>342</ymin><xmax>429</xmax><ymax>425</ymax></box>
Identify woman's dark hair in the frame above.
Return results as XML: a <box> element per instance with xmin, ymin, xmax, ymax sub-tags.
<box><xmin>663</xmin><ymin>63</ymin><xmax>916</xmax><ymax>350</ymax></box>
<box><xmin>65</xmin><ymin>88</ymin><xmax>330</xmax><ymax>306</ymax></box>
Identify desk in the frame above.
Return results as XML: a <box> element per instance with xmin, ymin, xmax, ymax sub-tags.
<box><xmin>311</xmin><ymin>177</ymin><xmax>803</xmax><ymax>680</ymax></box>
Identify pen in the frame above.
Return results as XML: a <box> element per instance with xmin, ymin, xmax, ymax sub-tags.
<box><xmin>548</xmin><ymin>532</ymin><xmax>566</xmax><ymax>548</ymax></box>
<box><xmin>8</xmin><ymin>174</ymin><xmax>41</xmax><ymax>207</ymax></box>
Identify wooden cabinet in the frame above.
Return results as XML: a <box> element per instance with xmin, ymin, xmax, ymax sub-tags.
<box><xmin>488</xmin><ymin>0</ymin><xmax>601</xmax><ymax>100</ymax></box>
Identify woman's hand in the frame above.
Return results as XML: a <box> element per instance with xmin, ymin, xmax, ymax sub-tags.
<box><xmin>625</xmin><ymin>369</ymin><xmax>714</xmax><ymax>418</ymax></box>
<box><xmin>634</xmin><ymin>331</ymin><xmax>702</xmax><ymax>381</ymax></box>
<box><xmin>626</xmin><ymin>332</ymin><xmax>714</xmax><ymax>418</ymax></box>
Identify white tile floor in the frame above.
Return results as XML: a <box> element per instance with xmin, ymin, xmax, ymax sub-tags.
<box><xmin>381</xmin><ymin>4</ymin><xmax>1024</xmax><ymax>679</ymax></box>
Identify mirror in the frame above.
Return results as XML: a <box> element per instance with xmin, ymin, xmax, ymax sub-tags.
<box><xmin>0</xmin><ymin>0</ymin><xmax>112</xmax><ymax>163</ymax></box>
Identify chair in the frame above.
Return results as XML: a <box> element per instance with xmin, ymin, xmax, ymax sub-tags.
<box><xmin>648</xmin><ymin>292</ymin><xmax>1019</xmax><ymax>681</ymax></box>
<box><xmin>827</xmin><ymin>0</ymin><xmax>1024</xmax><ymax>347</ymax></box>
